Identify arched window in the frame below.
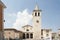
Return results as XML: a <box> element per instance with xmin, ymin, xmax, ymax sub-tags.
<box><xmin>23</xmin><ymin>33</ymin><xmax>25</xmax><ymax>39</ymax></box>
<box><xmin>35</xmin><ymin>12</ymin><xmax>37</xmax><ymax>16</ymax></box>
<box><xmin>26</xmin><ymin>33</ymin><xmax>29</xmax><ymax>38</ymax></box>
<box><xmin>30</xmin><ymin>33</ymin><xmax>33</xmax><ymax>38</ymax></box>
<box><xmin>38</xmin><ymin>12</ymin><xmax>40</xmax><ymax>16</ymax></box>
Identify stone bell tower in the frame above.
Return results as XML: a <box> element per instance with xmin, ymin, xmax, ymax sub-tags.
<box><xmin>32</xmin><ymin>4</ymin><xmax>42</xmax><ymax>39</ymax></box>
<box><xmin>0</xmin><ymin>0</ymin><xmax>6</xmax><ymax>40</ymax></box>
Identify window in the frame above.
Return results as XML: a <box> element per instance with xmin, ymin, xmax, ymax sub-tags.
<box><xmin>26</xmin><ymin>33</ymin><xmax>29</xmax><ymax>38</ymax></box>
<box><xmin>46</xmin><ymin>34</ymin><xmax>49</xmax><ymax>37</ymax></box>
<box><xmin>59</xmin><ymin>34</ymin><xmax>60</xmax><ymax>36</ymax></box>
<box><xmin>30</xmin><ymin>33</ymin><xmax>33</xmax><ymax>38</ymax></box>
<box><xmin>52</xmin><ymin>37</ymin><xmax>54</xmax><ymax>39</ymax></box>
<box><xmin>41</xmin><ymin>30</ymin><xmax>43</xmax><ymax>35</ymax></box>
<box><xmin>41</xmin><ymin>37</ymin><xmax>43</xmax><ymax>39</ymax></box>
<box><xmin>26</xmin><ymin>29</ymin><xmax>29</xmax><ymax>31</ymax></box>
<box><xmin>23</xmin><ymin>33</ymin><xmax>25</xmax><ymax>39</ymax></box>
<box><xmin>35</xmin><ymin>12</ymin><xmax>37</xmax><ymax>16</ymax></box>
<box><xmin>46</xmin><ymin>30</ymin><xmax>49</xmax><ymax>33</ymax></box>
<box><xmin>38</xmin><ymin>12</ymin><xmax>40</xmax><ymax>16</ymax></box>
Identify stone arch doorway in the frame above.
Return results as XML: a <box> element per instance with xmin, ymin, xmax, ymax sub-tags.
<box><xmin>23</xmin><ymin>33</ymin><xmax>25</xmax><ymax>39</ymax></box>
<box><xmin>26</xmin><ymin>33</ymin><xmax>29</xmax><ymax>38</ymax></box>
<box><xmin>23</xmin><ymin>33</ymin><xmax>33</xmax><ymax>39</ymax></box>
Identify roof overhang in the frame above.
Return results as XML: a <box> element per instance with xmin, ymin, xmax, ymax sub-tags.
<box><xmin>0</xmin><ymin>0</ymin><xmax>6</xmax><ymax>8</ymax></box>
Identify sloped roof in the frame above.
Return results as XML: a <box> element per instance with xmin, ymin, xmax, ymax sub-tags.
<box><xmin>41</xmin><ymin>29</ymin><xmax>52</xmax><ymax>31</ymax></box>
<box><xmin>22</xmin><ymin>25</ymin><xmax>32</xmax><ymax>28</ymax></box>
<box><xmin>4</xmin><ymin>28</ymin><xmax>23</xmax><ymax>33</ymax></box>
<box><xmin>33</xmin><ymin>4</ymin><xmax>42</xmax><ymax>12</ymax></box>
<box><xmin>0</xmin><ymin>0</ymin><xmax>6</xmax><ymax>8</ymax></box>
<box><xmin>34</xmin><ymin>4</ymin><xmax>39</xmax><ymax>10</ymax></box>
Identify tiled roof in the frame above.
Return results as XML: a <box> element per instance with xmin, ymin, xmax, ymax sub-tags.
<box><xmin>4</xmin><ymin>28</ymin><xmax>23</xmax><ymax>33</ymax></box>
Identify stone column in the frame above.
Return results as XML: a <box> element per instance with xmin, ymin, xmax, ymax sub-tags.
<box><xmin>25</xmin><ymin>33</ymin><xmax>26</xmax><ymax>39</ymax></box>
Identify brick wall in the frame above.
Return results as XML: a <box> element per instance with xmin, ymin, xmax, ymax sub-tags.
<box><xmin>0</xmin><ymin>5</ymin><xmax>3</xmax><ymax>31</ymax></box>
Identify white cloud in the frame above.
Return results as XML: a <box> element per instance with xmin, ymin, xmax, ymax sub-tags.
<box><xmin>8</xmin><ymin>13</ymin><xmax>17</xmax><ymax>17</ymax></box>
<box><xmin>12</xmin><ymin>9</ymin><xmax>32</xmax><ymax>30</ymax></box>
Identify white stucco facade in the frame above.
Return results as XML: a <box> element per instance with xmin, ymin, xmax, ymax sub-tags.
<box><xmin>32</xmin><ymin>5</ymin><xmax>41</xmax><ymax>40</ymax></box>
<box><xmin>41</xmin><ymin>29</ymin><xmax>52</xmax><ymax>40</ymax></box>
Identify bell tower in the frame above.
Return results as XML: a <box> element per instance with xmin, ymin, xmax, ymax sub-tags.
<box><xmin>0</xmin><ymin>0</ymin><xmax>6</xmax><ymax>40</ymax></box>
<box><xmin>32</xmin><ymin>4</ymin><xmax>42</xmax><ymax>39</ymax></box>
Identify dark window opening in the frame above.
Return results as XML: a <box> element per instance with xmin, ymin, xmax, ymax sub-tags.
<box><xmin>30</xmin><ymin>33</ymin><xmax>33</xmax><ymax>38</ymax></box>
<box><xmin>59</xmin><ymin>34</ymin><xmax>60</xmax><ymax>36</ymax></box>
<box><xmin>23</xmin><ymin>33</ymin><xmax>25</xmax><ymax>39</ymax></box>
<box><xmin>52</xmin><ymin>37</ymin><xmax>54</xmax><ymax>39</ymax></box>
<box><xmin>46</xmin><ymin>34</ymin><xmax>49</xmax><ymax>37</ymax></box>
<box><xmin>38</xmin><ymin>12</ymin><xmax>40</xmax><ymax>16</ymax></box>
<box><xmin>41</xmin><ymin>30</ymin><xmax>43</xmax><ymax>35</ymax></box>
<box><xmin>41</xmin><ymin>37</ymin><xmax>43</xmax><ymax>39</ymax></box>
<box><xmin>46</xmin><ymin>30</ymin><xmax>49</xmax><ymax>33</ymax></box>
<box><xmin>26</xmin><ymin>33</ymin><xmax>29</xmax><ymax>38</ymax></box>
<box><xmin>26</xmin><ymin>29</ymin><xmax>29</xmax><ymax>31</ymax></box>
<box><xmin>35</xmin><ymin>12</ymin><xmax>37</xmax><ymax>16</ymax></box>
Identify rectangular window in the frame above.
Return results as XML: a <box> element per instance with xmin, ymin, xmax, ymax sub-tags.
<box><xmin>41</xmin><ymin>30</ymin><xmax>43</xmax><ymax>35</ymax></box>
<box><xmin>46</xmin><ymin>34</ymin><xmax>49</xmax><ymax>37</ymax></box>
<box><xmin>46</xmin><ymin>30</ymin><xmax>49</xmax><ymax>33</ymax></box>
<box><xmin>59</xmin><ymin>34</ymin><xmax>60</xmax><ymax>36</ymax></box>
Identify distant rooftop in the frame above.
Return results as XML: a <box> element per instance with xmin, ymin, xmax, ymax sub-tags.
<box><xmin>58</xmin><ymin>29</ymin><xmax>60</xmax><ymax>30</ymax></box>
<box><xmin>4</xmin><ymin>28</ymin><xmax>22</xmax><ymax>33</ymax></box>
<box><xmin>41</xmin><ymin>29</ymin><xmax>52</xmax><ymax>31</ymax></box>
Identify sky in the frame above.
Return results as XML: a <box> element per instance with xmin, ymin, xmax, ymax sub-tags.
<box><xmin>2</xmin><ymin>0</ymin><xmax>60</xmax><ymax>32</ymax></box>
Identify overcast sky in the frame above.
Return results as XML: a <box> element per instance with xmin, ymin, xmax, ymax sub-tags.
<box><xmin>2</xmin><ymin>0</ymin><xmax>60</xmax><ymax>32</ymax></box>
